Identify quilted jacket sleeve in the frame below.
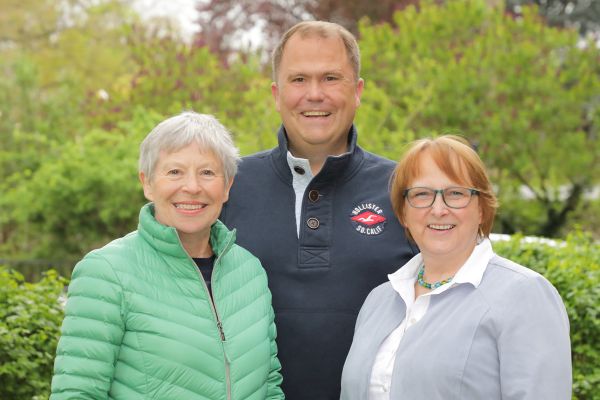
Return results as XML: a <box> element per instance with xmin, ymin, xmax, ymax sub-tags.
<box><xmin>266</xmin><ymin>304</ymin><xmax>285</xmax><ymax>400</ymax></box>
<box><xmin>50</xmin><ymin>251</ymin><xmax>126</xmax><ymax>400</ymax></box>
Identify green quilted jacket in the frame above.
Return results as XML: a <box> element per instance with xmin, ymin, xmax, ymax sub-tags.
<box><xmin>50</xmin><ymin>203</ymin><xmax>284</xmax><ymax>400</ymax></box>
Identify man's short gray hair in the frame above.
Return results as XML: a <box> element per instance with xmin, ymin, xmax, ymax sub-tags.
<box><xmin>139</xmin><ymin>111</ymin><xmax>240</xmax><ymax>184</ymax></box>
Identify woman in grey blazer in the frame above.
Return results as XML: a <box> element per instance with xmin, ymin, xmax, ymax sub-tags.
<box><xmin>341</xmin><ymin>135</ymin><xmax>571</xmax><ymax>400</ymax></box>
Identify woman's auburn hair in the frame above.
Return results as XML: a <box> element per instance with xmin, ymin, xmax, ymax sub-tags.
<box><xmin>389</xmin><ymin>135</ymin><xmax>498</xmax><ymax>238</ymax></box>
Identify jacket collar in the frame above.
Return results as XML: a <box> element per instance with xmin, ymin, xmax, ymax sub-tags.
<box><xmin>270</xmin><ymin>124</ymin><xmax>365</xmax><ymax>183</ymax></box>
<box><xmin>137</xmin><ymin>203</ymin><xmax>236</xmax><ymax>259</ymax></box>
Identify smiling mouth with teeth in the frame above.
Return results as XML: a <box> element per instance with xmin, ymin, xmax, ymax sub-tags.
<box><xmin>428</xmin><ymin>224</ymin><xmax>455</xmax><ymax>231</ymax></box>
<box><xmin>175</xmin><ymin>203</ymin><xmax>206</xmax><ymax>210</ymax></box>
<box><xmin>302</xmin><ymin>111</ymin><xmax>331</xmax><ymax>117</ymax></box>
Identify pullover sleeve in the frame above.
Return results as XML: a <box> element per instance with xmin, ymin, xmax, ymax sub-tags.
<box><xmin>497</xmin><ymin>273</ymin><xmax>572</xmax><ymax>399</ymax></box>
<box><xmin>50</xmin><ymin>252</ymin><xmax>126</xmax><ymax>400</ymax></box>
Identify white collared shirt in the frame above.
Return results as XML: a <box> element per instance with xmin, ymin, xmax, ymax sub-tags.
<box><xmin>368</xmin><ymin>239</ymin><xmax>495</xmax><ymax>400</ymax></box>
<box><xmin>286</xmin><ymin>152</ymin><xmax>314</xmax><ymax>237</ymax></box>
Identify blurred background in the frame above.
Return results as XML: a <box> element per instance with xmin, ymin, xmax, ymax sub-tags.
<box><xmin>1</xmin><ymin>0</ymin><xmax>599</xmax><ymax>279</ymax></box>
<box><xmin>0</xmin><ymin>2</ymin><xmax>599</xmax><ymax>399</ymax></box>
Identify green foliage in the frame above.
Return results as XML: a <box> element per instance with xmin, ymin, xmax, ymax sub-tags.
<box><xmin>507</xmin><ymin>0</ymin><xmax>600</xmax><ymax>35</ymax></box>
<box><xmin>114</xmin><ymin>35</ymin><xmax>280</xmax><ymax>154</ymax></box>
<box><xmin>1</xmin><ymin>0</ymin><xmax>598</xmax><ymax>266</ymax></box>
<box><xmin>358</xmin><ymin>0</ymin><xmax>600</xmax><ymax>237</ymax></box>
<box><xmin>0</xmin><ymin>267</ymin><xmax>66</xmax><ymax>400</ymax></box>
<box><xmin>0</xmin><ymin>108</ymin><xmax>160</xmax><ymax>262</ymax></box>
<box><xmin>0</xmin><ymin>0</ymin><xmax>137</xmax><ymax>143</ymax></box>
<box><xmin>493</xmin><ymin>232</ymin><xmax>600</xmax><ymax>399</ymax></box>
<box><xmin>0</xmin><ymin>0</ymin><xmax>280</xmax><ymax>263</ymax></box>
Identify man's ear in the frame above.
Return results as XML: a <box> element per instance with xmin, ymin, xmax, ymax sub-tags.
<box><xmin>139</xmin><ymin>171</ymin><xmax>153</xmax><ymax>201</ymax></box>
<box><xmin>271</xmin><ymin>82</ymin><xmax>281</xmax><ymax>112</ymax></box>
<box><xmin>355</xmin><ymin>78</ymin><xmax>365</xmax><ymax>107</ymax></box>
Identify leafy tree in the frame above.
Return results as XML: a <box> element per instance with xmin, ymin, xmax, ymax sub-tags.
<box><xmin>193</xmin><ymin>0</ymin><xmax>420</xmax><ymax>59</ymax></box>
<box><xmin>2</xmin><ymin>0</ymin><xmax>598</xmax><ymax>271</ymax></box>
<box><xmin>0</xmin><ymin>0</ymin><xmax>280</xmax><ymax>265</ymax></box>
<box><xmin>507</xmin><ymin>0</ymin><xmax>600</xmax><ymax>36</ymax></box>
<box><xmin>101</xmin><ymin>26</ymin><xmax>280</xmax><ymax>153</ymax></box>
<box><xmin>0</xmin><ymin>0</ymin><xmax>138</xmax><ymax>139</ymax></box>
<box><xmin>0</xmin><ymin>0</ymin><xmax>141</xmax><ymax>197</ymax></box>
<box><xmin>1</xmin><ymin>108</ymin><xmax>157</xmax><ymax>264</ymax></box>
<box><xmin>357</xmin><ymin>0</ymin><xmax>600</xmax><ymax>237</ymax></box>
<box><xmin>0</xmin><ymin>0</ymin><xmax>173</xmax><ymax>264</ymax></box>
<box><xmin>0</xmin><ymin>0</ymin><xmax>69</xmax><ymax>49</ymax></box>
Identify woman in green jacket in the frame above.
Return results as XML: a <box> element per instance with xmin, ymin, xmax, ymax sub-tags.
<box><xmin>51</xmin><ymin>111</ymin><xmax>284</xmax><ymax>400</ymax></box>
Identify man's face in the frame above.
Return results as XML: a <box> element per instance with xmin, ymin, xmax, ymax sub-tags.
<box><xmin>271</xmin><ymin>33</ymin><xmax>364</xmax><ymax>159</ymax></box>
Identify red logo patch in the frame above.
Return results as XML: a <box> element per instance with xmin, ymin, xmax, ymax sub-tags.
<box><xmin>349</xmin><ymin>202</ymin><xmax>388</xmax><ymax>236</ymax></box>
<box><xmin>351</xmin><ymin>211</ymin><xmax>386</xmax><ymax>226</ymax></box>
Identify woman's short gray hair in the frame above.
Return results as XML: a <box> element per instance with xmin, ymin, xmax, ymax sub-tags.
<box><xmin>139</xmin><ymin>111</ymin><xmax>240</xmax><ymax>184</ymax></box>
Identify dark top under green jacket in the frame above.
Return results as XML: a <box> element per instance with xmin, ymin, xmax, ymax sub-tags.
<box><xmin>51</xmin><ymin>203</ymin><xmax>284</xmax><ymax>400</ymax></box>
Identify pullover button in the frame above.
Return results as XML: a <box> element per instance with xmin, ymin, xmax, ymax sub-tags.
<box><xmin>306</xmin><ymin>217</ymin><xmax>320</xmax><ymax>229</ymax></box>
<box><xmin>293</xmin><ymin>166</ymin><xmax>305</xmax><ymax>175</ymax></box>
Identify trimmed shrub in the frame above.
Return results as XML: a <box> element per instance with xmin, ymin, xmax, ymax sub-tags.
<box><xmin>0</xmin><ymin>267</ymin><xmax>66</xmax><ymax>400</ymax></box>
<box><xmin>493</xmin><ymin>231</ymin><xmax>600</xmax><ymax>400</ymax></box>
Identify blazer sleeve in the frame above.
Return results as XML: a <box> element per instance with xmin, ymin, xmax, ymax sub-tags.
<box><xmin>266</xmin><ymin>303</ymin><xmax>285</xmax><ymax>399</ymax></box>
<box><xmin>50</xmin><ymin>252</ymin><xmax>126</xmax><ymax>400</ymax></box>
<box><xmin>497</xmin><ymin>273</ymin><xmax>572</xmax><ymax>400</ymax></box>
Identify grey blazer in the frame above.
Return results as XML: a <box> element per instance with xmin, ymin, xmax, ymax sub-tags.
<box><xmin>341</xmin><ymin>255</ymin><xmax>571</xmax><ymax>400</ymax></box>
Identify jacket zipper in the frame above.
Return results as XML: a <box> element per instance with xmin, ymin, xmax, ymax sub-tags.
<box><xmin>194</xmin><ymin>261</ymin><xmax>231</xmax><ymax>400</ymax></box>
<box><xmin>183</xmin><ymin>235</ymin><xmax>232</xmax><ymax>400</ymax></box>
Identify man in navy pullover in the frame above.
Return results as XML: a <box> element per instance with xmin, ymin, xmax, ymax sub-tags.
<box><xmin>220</xmin><ymin>21</ymin><xmax>416</xmax><ymax>400</ymax></box>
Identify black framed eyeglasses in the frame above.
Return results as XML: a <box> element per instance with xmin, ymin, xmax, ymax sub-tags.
<box><xmin>403</xmin><ymin>187</ymin><xmax>480</xmax><ymax>209</ymax></box>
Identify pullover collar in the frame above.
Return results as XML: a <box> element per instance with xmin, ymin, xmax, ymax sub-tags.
<box><xmin>270</xmin><ymin>124</ymin><xmax>365</xmax><ymax>184</ymax></box>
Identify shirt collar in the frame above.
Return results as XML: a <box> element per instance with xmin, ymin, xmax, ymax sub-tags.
<box><xmin>286</xmin><ymin>151</ymin><xmax>314</xmax><ymax>237</ymax></box>
<box><xmin>387</xmin><ymin>252</ymin><xmax>422</xmax><ymax>306</ymax></box>
<box><xmin>286</xmin><ymin>151</ymin><xmax>314</xmax><ymax>180</ymax></box>
<box><xmin>387</xmin><ymin>238</ymin><xmax>495</xmax><ymax>298</ymax></box>
<box><xmin>451</xmin><ymin>238</ymin><xmax>494</xmax><ymax>287</ymax></box>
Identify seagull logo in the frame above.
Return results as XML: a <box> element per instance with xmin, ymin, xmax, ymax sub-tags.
<box><xmin>349</xmin><ymin>203</ymin><xmax>387</xmax><ymax>236</ymax></box>
<box><xmin>351</xmin><ymin>212</ymin><xmax>386</xmax><ymax>225</ymax></box>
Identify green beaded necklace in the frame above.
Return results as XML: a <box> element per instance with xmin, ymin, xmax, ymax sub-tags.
<box><xmin>417</xmin><ymin>264</ymin><xmax>454</xmax><ymax>290</ymax></box>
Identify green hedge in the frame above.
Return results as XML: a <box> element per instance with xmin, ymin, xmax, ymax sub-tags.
<box><xmin>0</xmin><ymin>231</ymin><xmax>598</xmax><ymax>399</ymax></box>
<box><xmin>494</xmin><ymin>231</ymin><xmax>600</xmax><ymax>400</ymax></box>
<box><xmin>0</xmin><ymin>268</ymin><xmax>66</xmax><ymax>400</ymax></box>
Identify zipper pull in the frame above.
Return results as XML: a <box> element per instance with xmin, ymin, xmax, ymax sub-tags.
<box><xmin>217</xmin><ymin>320</ymin><xmax>226</xmax><ymax>341</ymax></box>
